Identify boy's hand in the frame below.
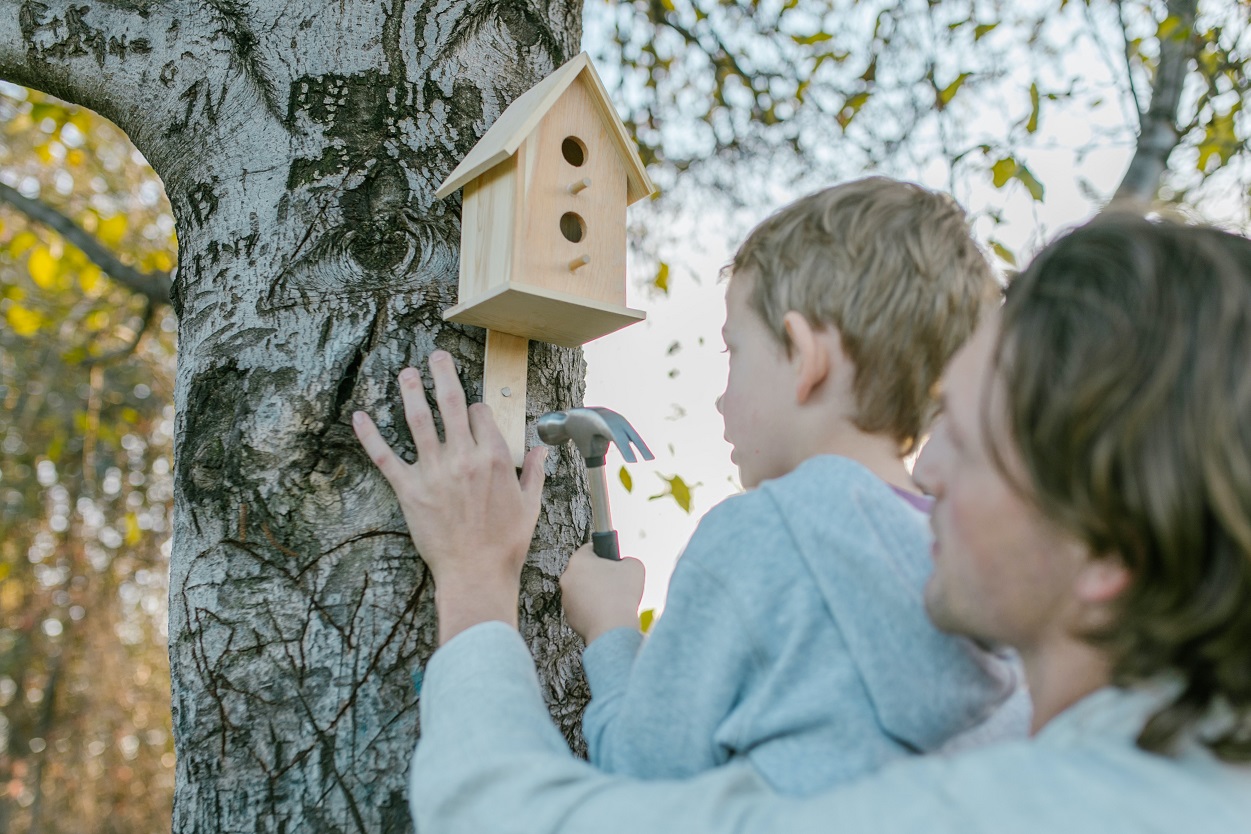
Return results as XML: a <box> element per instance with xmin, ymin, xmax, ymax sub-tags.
<box><xmin>352</xmin><ymin>351</ymin><xmax>547</xmax><ymax>644</ymax></box>
<box><xmin>560</xmin><ymin>544</ymin><xmax>645</xmax><ymax>645</ymax></box>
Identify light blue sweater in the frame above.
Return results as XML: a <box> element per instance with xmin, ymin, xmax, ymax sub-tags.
<box><xmin>410</xmin><ymin>623</ymin><xmax>1251</xmax><ymax>834</ymax></box>
<box><xmin>581</xmin><ymin>455</ymin><xmax>1027</xmax><ymax>794</ymax></box>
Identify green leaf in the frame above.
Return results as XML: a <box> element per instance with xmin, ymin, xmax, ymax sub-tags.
<box><xmin>791</xmin><ymin>32</ymin><xmax>833</xmax><ymax>46</ymax></box>
<box><xmin>619</xmin><ymin>466</ymin><xmax>633</xmax><ymax>493</ymax></box>
<box><xmin>1026</xmin><ymin>83</ymin><xmax>1040</xmax><ymax>134</ymax></box>
<box><xmin>989</xmin><ymin>239</ymin><xmax>1017</xmax><ymax>266</ymax></box>
<box><xmin>938</xmin><ymin>73</ymin><xmax>971</xmax><ymax>107</ymax></box>
<box><xmin>1016</xmin><ymin>164</ymin><xmax>1045</xmax><ymax>201</ymax></box>
<box><xmin>991</xmin><ymin>157</ymin><xmax>1017</xmax><ymax>188</ymax></box>
<box><xmin>974</xmin><ymin>22</ymin><xmax>999</xmax><ymax>41</ymax></box>
<box><xmin>653</xmin><ymin>261</ymin><xmax>670</xmax><ymax>295</ymax></box>
<box><xmin>639</xmin><ymin>608</ymin><xmax>656</xmax><ymax>634</ymax></box>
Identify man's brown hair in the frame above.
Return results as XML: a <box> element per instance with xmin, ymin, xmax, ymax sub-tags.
<box><xmin>997</xmin><ymin>214</ymin><xmax>1251</xmax><ymax>761</ymax></box>
<box><xmin>730</xmin><ymin>177</ymin><xmax>997</xmax><ymax>453</ymax></box>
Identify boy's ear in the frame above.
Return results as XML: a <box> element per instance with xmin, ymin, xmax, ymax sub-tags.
<box><xmin>1073</xmin><ymin>552</ymin><xmax>1131</xmax><ymax>605</ymax></box>
<box><xmin>782</xmin><ymin>312</ymin><xmax>830</xmax><ymax>405</ymax></box>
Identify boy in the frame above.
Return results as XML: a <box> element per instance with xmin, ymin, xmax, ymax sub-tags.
<box><xmin>560</xmin><ymin>177</ymin><xmax>1029</xmax><ymax>795</ymax></box>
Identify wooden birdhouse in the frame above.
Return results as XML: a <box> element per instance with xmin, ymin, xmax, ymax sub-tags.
<box><xmin>436</xmin><ymin>53</ymin><xmax>656</xmax><ymax>464</ymax></box>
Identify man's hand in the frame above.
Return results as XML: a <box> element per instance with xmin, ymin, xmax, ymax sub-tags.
<box><xmin>560</xmin><ymin>543</ymin><xmax>645</xmax><ymax>645</ymax></box>
<box><xmin>352</xmin><ymin>351</ymin><xmax>547</xmax><ymax>644</ymax></box>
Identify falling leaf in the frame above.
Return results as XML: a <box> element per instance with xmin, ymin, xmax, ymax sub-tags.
<box><xmin>619</xmin><ymin>466</ymin><xmax>633</xmax><ymax>493</ymax></box>
<box><xmin>649</xmin><ymin>473</ymin><xmax>698</xmax><ymax>514</ymax></box>
<box><xmin>639</xmin><ymin>609</ymin><xmax>656</xmax><ymax>633</ymax></box>
<box><xmin>653</xmin><ymin>261</ymin><xmax>670</xmax><ymax>295</ymax></box>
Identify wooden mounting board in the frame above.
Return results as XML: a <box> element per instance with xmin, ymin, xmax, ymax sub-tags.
<box><xmin>483</xmin><ymin>330</ymin><xmax>529</xmax><ymax>468</ymax></box>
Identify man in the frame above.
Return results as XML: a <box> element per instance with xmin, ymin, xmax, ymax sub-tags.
<box><xmin>353</xmin><ymin>215</ymin><xmax>1251</xmax><ymax>832</ymax></box>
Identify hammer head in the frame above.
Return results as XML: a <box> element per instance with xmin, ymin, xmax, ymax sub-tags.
<box><xmin>536</xmin><ymin>407</ymin><xmax>655</xmax><ymax>464</ymax></box>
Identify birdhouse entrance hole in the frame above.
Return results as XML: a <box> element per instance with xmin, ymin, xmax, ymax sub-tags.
<box><xmin>560</xmin><ymin>212</ymin><xmax>586</xmax><ymax>243</ymax></box>
<box><xmin>562</xmin><ymin>136</ymin><xmax>587</xmax><ymax>166</ymax></box>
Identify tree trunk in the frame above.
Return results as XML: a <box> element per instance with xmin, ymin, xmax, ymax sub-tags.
<box><xmin>1112</xmin><ymin>0</ymin><xmax>1199</xmax><ymax>203</ymax></box>
<box><xmin>2</xmin><ymin>1</ymin><xmax>593</xmax><ymax>830</ymax></box>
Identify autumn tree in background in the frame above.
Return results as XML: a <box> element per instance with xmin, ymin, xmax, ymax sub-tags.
<box><xmin>0</xmin><ymin>87</ymin><xmax>177</xmax><ymax>831</ymax></box>
<box><xmin>0</xmin><ymin>0</ymin><xmax>1248</xmax><ymax>832</ymax></box>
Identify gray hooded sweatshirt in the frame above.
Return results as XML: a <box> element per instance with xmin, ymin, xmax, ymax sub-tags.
<box><xmin>581</xmin><ymin>454</ymin><xmax>1029</xmax><ymax>795</ymax></box>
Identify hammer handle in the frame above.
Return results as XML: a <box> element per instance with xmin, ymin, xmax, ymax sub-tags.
<box><xmin>591</xmin><ymin>530</ymin><xmax>621</xmax><ymax>561</ymax></box>
<box><xmin>586</xmin><ymin>462</ymin><xmax>620</xmax><ymax>560</ymax></box>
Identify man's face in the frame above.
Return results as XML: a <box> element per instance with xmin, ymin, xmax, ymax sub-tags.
<box><xmin>914</xmin><ymin>317</ymin><xmax>1086</xmax><ymax>653</ymax></box>
<box><xmin>717</xmin><ymin>273</ymin><xmax>798</xmax><ymax>489</ymax></box>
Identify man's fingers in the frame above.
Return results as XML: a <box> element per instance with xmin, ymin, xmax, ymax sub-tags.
<box><xmin>467</xmin><ymin>402</ymin><xmax>509</xmax><ymax>454</ymax></box>
<box><xmin>428</xmin><ymin>351</ymin><xmax>472</xmax><ymax>446</ymax></box>
<box><xmin>353</xmin><ymin>410</ymin><xmax>407</xmax><ymax>482</ymax></box>
<box><xmin>519</xmin><ymin>445</ymin><xmax>548</xmax><ymax>509</ymax></box>
<box><xmin>399</xmin><ymin>367</ymin><xmax>440</xmax><ymax>459</ymax></box>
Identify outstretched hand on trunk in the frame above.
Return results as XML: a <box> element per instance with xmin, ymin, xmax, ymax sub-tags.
<box><xmin>352</xmin><ymin>350</ymin><xmax>548</xmax><ymax>644</ymax></box>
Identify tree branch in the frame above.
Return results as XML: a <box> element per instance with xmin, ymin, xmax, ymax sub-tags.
<box><xmin>1113</xmin><ymin>0</ymin><xmax>1199</xmax><ymax>203</ymax></box>
<box><xmin>0</xmin><ymin>181</ymin><xmax>171</xmax><ymax>305</ymax></box>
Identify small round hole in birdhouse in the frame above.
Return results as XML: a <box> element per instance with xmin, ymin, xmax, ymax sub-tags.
<box><xmin>562</xmin><ymin>137</ymin><xmax>587</xmax><ymax>167</ymax></box>
<box><xmin>560</xmin><ymin>212</ymin><xmax>585</xmax><ymax>243</ymax></box>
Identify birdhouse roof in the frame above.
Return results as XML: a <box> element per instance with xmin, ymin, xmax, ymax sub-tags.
<box><xmin>435</xmin><ymin>53</ymin><xmax>656</xmax><ymax>205</ymax></box>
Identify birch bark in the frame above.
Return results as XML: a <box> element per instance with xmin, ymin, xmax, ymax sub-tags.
<box><xmin>1</xmin><ymin>1</ymin><xmax>593</xmax><ymax>830</ymax></box>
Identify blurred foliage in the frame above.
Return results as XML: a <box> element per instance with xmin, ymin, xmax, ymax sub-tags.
<box><xmin>593</xmin><ymin>0</ymin><xmax>1250</xmax><ymax>274</ymax></box>
<box><xmin>0</xmin><ymin>82</ymin><xmax>177</xmax><ymax>833</ymax></box>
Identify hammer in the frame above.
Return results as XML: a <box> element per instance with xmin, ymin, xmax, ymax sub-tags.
<box><xmin>536</xmin><ymin>407</ymin><xmax>654</xmax><ymax>560</ymax></box>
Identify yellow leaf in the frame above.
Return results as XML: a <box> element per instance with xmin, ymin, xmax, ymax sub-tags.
<box><xmin>989</xmin><ymin>240</ymin><xmax>1017</xmax><ymax>266</ymax></box>
<box><xmin>653</xmin><ymin>262</ymin><xmax>670</xmax><ymax>295</ymax></box>
<box><xmin>97</xmin><ymin>214</ymin><xmax>127</xmax><ymax>247</ymax></box>
<box><xmin>148</xmin><ymin>250</ymin><xmax>175</xmax><ymax>272</ymax></box>
<box><xmin>85</xmin><ymin>309</ymin><xmax>111</xmax><ymax>330</ymax></box>
<box><xmin>639</xmin><ymin>609</ymin><xmax>656</xmax><ymax>634</ymax></box>
<box><xmin>6</xmin><ymin>304</ymin><xmax>43</xmax><ymax>336</ymax></box>
<box><xmin>27</xmin><ymin>245</ymin><xmax>58</xmax><ymax>289</ymax></box>
<box><xmin>991</xmin><ymin>157</ymin><xmax>1017</xmax><ymax>188</ymax></box>
<box><xmin>649</xmin><ymin>473</ymin><xmax>697</xmax><ymax>514</ymax></box>
<box><xmin>1027</xmin><ymin>83</ymin><xmax>1040</xmax><ymax>134</ymax></box>
<box><xmin>125</xmin><ymin>513</ymin><xmax>142</xmax><ymax>545</ymax></box>
<box><xmin>79</xmin><ymin>264</ymin><xmax>102</xmax><ymax>294</ymax></box>
<box><xmin>9</xmin><ymin>231</ymin><xmax>38</xmax><ymax>257</ymax></box>
<box><xmin>619</xmin><ymin>466</ymin><xmax>633</xmax><ymax>493</ymax></box>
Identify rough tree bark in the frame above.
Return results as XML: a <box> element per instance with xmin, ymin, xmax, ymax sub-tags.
<box><xmin>1</xmin><ymin>1</ymin><xmax>593</xmax><ymax>830</ymax></box>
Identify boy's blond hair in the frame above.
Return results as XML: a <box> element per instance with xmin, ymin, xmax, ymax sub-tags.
<box><xmin>730</xmin><ymin>177</ymin><xmax>997</xmax><ymax>453</ymax></box>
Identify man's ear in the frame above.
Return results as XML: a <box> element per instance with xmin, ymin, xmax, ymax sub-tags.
<box><xmin>782</xmin><ymin>312</ymin><xmax>830</xmax><ymax>405</ymax></box>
